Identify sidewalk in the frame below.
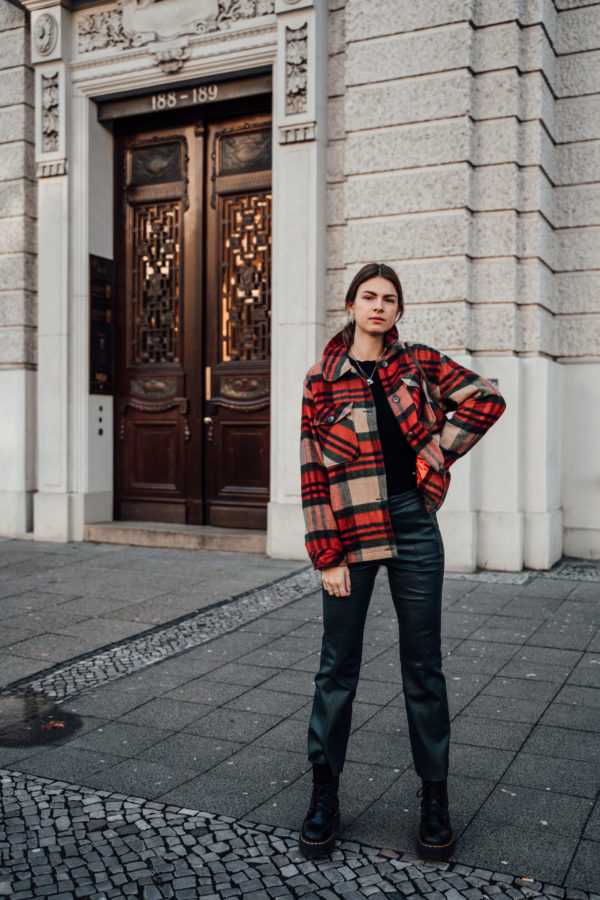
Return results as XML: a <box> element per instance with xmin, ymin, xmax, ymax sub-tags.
<box><xmin>0</xmin><ymin>537</ymin><xmax>599</xmax><ymax>899</ymax></box>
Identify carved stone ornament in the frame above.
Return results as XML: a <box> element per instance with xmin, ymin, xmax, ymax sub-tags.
<box><xmin>285</xmin><ymin>22</ymin><xmax>307</xmax><ymax>115</ymax></box>
<box><xmin>34</xmin><ymin>13</ymin><xmax>58</xmax><ymax>57</ymax></box>
<box><xmin>150</xmin><ymin>41</ymin><xmax>190</xmax><ymax>74</ymax></box>
<box><xmin>77</xmin><ymin>0</ymin><xmax>275</xmax><ymax>54</ymax></box>
<box><xmin>37</xmin><ymin>159</ymin><xmax>67</xmax><ymax>178</ymax></box>
<box><xmin>41</xmin><ymin>72</ymin><xmax>59</xmax><ymax>153</ymax></box>
<box><xmin>279</xmin><ymin>122</ymin><xmax>315</xmax><ymax>144</ymax></box>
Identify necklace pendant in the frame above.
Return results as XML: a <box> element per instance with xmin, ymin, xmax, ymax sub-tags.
<box><xmin>367</xmin><ymin>378</ymin><xmax>373</xmax><ymax>385</ymax></box>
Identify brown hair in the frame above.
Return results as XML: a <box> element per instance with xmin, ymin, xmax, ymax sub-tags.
<box><xmin>340</xmin><ymin>262</ymin><xmax>404</xmax><ymax>349</ymax></box>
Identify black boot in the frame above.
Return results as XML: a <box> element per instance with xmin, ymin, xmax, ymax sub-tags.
<box><xmin>416</xmin><ymin>780</ymin><xmax>455</xmax><ymax>860</ymax></box>
<box><xmin>299</xmin><ymin>770</ymin><xmax>340</xmax><ymax>858</ymax></box>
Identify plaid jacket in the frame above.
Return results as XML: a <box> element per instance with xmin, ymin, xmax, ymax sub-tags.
<box><xmin>301</xmin><ymin>328</ymin><xmax>506</xmax><ymax>570</ymax></box>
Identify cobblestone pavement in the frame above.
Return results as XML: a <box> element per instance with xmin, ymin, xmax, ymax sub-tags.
<box><xmin>0</xmin><ymin>539</ymin><xmax>599</xmax><ymax>898</ymax></box>
<box><xmin>2</xmin><ymin>769</ymin><xmax>593</xmax><ymax>900</ymax></box>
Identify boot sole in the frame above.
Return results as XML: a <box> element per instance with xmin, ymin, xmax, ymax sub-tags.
<box><xmin>298</xmin><ymin>811</ymin><xmax>340</xmax><ymax>859</ymax></box>
<box><xmin>416</xmin><ymin>835</ymin><xmax>455</xmax><ymax>861</ymax></box>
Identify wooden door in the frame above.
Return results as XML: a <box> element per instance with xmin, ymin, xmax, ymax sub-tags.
<box><xmin>204</xmin><ymin>115</ymin><xmax>272</xmax><ymax>529</ymax></box>
<box><xmin>113</xmin><ymin>113</ymin><xmax>271</xmax><ymax>527</ymax></box>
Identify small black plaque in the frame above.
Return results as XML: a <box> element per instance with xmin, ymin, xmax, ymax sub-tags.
<box><xmin>90</xmin><ymin>255</ymin><xmax>114</xmax><ymax>395</ymax></box>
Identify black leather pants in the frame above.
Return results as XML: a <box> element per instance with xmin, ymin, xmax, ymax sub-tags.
<box><xmin>307</xmin><ymin>488</ymin><xmax>449</xmax><ymax>781</ymax></box>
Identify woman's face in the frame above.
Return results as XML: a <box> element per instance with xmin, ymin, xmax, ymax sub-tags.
<box><xmin>348</xmin><ymin>276</ymin><xmax>399</xmax><ymax>339</ymax></box>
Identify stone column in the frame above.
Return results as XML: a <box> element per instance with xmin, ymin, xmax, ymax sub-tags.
<box><xmin>0</xmin><ymin>1</ymin><xmax>36</xmax><ymax>536</ymax></box>
<box><xmin>267</xmin><ymin>0</ymin><xmax>327</xmax><ymax>559</ymax></box>
<box><xmin>555</xmin><ymin>3</ymin><xmax>600</xmax><ymax>560</ymax></box>
<box><xmin>26</xmin><ymin>3</ymin><xmax>75</xmax><ymax>541</ymax></box>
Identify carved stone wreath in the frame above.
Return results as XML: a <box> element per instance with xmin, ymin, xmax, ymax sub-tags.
<box><xmin>34</xmin><ymin>13</ymin><xmax>59</xmax><ymax>57</ymax></box>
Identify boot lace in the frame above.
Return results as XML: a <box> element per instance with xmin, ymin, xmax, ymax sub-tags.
<box><xmin>417</xmin><ymin>782</ymin><xmax>448</xmax><ymax>818</ymax></box>
<box><xmin>308</xmin><ymin>781</ymin><xmax>338</xmax><ymax>817</ymax></box>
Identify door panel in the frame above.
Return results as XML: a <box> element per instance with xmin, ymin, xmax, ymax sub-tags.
<box><xmin>204</xmin><ymin>116</ymin><xmax>272</xmax><ymax>529</ymax></box>
<box><xmin>114</xmin><ymin>111</ymin><xmax>271</xmax><ymax>527</ymax></box>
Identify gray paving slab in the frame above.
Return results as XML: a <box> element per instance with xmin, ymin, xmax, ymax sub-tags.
<box><xmin>84</xmin><ymin>757</ymin><xmax>197</xmax><ymax>799</ymax></box>
<box><xmin>521</xmin><ymin>724</ymin><xmax>600</xmax><ymax>765</ymax></box>
<box><xmin>583</xmin><ymin>798</ymin><xmax>600</xmax><ymax>842</ymax></box>
<box><xmin>455</xmin><ymin>821</ymin><xmax>580</xmax><ymax>886</ymax></box>
<box><xmin>540</xmin><ymin>701</ymin><xmax>600</xmax><ymax>731</ymax></box>
<box><xmin>14</xmin><ymin>746</ymin><xmax>124</xmax><ymax>782</ymax></box>
<box><xmin>448</xmin><ymin>744</ymin><xmax>515</xmax><ymax>781</ymax></box>
<box><xmin>568</xmin><ymin>653</ymin><xmax>600</xmax><ymax>688</ymax></box>
<box><xmin>460</xmin><ymin>693</ymin><xmax>551</xmax><ymax>724</ymax></box>
<box><xmin>183</xmin><ymin>707</ymin><xmax>281</xmax><ymax>742</ymax></box>
<box><xmin>0</xmin><ymin>625</ymin><xmax>36</xmax><ymax>648</ymax></box>
<box><xmin>162</xmin><ymin>677</ymin><xmax>251</xmax><ymax>706</ymax></box>
<box><xmin>554</xmin><ymin>683</ymin><xmax>600</xmax><ymax>708</ymax></box>
<box><xmin>225</xmin><ymin>686</ymin><xmax>311</xmax><ymax>718</ymax></box>
<box><xmin>554</xmin><ymin>599</ymin><xmax>600</xmax><ymax>623</ymax></box>
<box><xmin>494</xmin><ymin>595</ymin><xmax>565</xmax><ymax>618</ymax></box>
<box><xmin>260</xmin><ymin>668</ymin><xmax>318</xmax><ymax>696</ymax></box>
<box><xmin>119</xmin><ymin>697</ymin><xmax>214</xmax><ymax>730</ymax></box>
<box><xmin>67</xmin><ymin>720</ymin><xmax>172</xmax><ymax>757</ymax></box>
<box><xmin>519</xmin><ymin>578</ymin><xmax>580</xmax><ymax>599</ymax></box>
<box><xmin>450</xmin><ymin>715</ymin><xmax>533</xmax><ymax>751</ymax></box>
<box><xmin>527</xmin><ymin>620</ymin><xmax>597</xmax><ymax>651</ymax></box>
<box><xmin>138</xmin><ymin>732</ymin><xmax>244</xmax><ymax>773</ymax></box>
<box><xmin>502</xmin><ymin>751</ymin><xmax>599</xmax><ymax>798</ymax></box>
<box><xmin>476</xmin><ymin>782</ymin><xmax>593</xmax><ymax>837</ymax></box>
<box><xmin>567</xmin><ymin>842</ymin><xmax>600</xmax><ymax>894</ymax></box>
<box><xmin>479</xmin><ymin>675</ymin><xmax>559</xmax><ymax>702</ymax></box>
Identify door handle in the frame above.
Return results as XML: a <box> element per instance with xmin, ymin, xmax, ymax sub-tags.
<box><xmin>203</xmin><ymin>416</ymin><xmax>214</xmax><ymax>443</ymax></box>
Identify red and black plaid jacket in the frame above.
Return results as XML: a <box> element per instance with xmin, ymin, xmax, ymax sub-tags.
<box><xmin>300</xmin><ymin>328</ymin><xmax>506</xmax><ymax>570</ymax></box>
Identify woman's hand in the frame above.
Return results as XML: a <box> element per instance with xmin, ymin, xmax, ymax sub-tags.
<box><xmin>321</xmin><ymin>564</ymin><xmax>351</xmax><ymax>598</ymax></box>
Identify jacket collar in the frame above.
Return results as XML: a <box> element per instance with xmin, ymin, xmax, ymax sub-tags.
<box><xmin>321</xmin><ymin>326</ymin><xmax>401</xmax><ymax>382</ymax></box>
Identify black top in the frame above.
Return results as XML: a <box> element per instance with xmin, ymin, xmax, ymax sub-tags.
<box><xmin>351</xmin><ymin>359</ymin><xmax>417</xmax><ymax>496</ymax></box>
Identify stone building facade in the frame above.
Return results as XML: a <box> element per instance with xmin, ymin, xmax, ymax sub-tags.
<box><xmin>0</xmin><ymin>0</ymin><xmax>599</xmax><ymax>571</ymax></box>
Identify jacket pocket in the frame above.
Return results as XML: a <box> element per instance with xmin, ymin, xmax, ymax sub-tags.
<box><xmin>315</xmin><ymin>402</ymin><xmax>360</xmax><ymax>468</ymax></box>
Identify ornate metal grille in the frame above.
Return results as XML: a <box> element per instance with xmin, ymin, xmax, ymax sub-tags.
<box><xmin>130</xmin><ymin>202</ymin><xmax>182</xmax><ymax>365</ymax></box>
<box><xmin>220</xmin><ymin>191</ymin><xmax>271</xmax><ymax>362</ymax></box>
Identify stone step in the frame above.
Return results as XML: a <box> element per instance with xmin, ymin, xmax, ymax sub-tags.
<box><xmin>83</xmin><ymin>521</ymin><xmax>267</xmax><ymax>554</ymax></box>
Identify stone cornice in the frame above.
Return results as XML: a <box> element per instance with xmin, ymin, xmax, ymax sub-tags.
<box><xmin>70</xmin><ymin>22</ymin><xmax>277</xmax><ymax>95</ymax></box>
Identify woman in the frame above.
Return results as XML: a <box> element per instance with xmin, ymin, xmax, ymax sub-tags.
<box><xmin>299</xmin><ymin>262</ymin><xmax>505</xmax><ymax>861</ymax></box>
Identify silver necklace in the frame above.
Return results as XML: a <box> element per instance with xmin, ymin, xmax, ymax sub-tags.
<box><xmin>350</xmin><ymin>357</ymin><xmax>378</xmax><ymax>385</ymax></box>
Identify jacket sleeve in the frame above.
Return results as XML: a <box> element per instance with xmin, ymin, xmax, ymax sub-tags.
<box><xmin>300</xmin><ymin>374</ymin><xmax>346</xmax><ymax>570</ymax></box>
<box><xmin>420</xmin><ymin>346</ymin><xmax>506</xmax><ymax>468</ymax></box>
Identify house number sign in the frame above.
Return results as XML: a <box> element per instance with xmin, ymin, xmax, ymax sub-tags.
<box><xmin>150</xmin><ymin>84</ymin><xmax>218</xmax><ymax>110</ymax></box>
<box><xmin>98</xmin><ymin>72</ymin><xmax>271</xmax><ymax>122</ymax></box>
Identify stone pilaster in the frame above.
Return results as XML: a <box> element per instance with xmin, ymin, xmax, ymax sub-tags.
<box><xmin>27</xmin><ymin>2</ymin><xmax>75</xmax><ymax>540</ymax></box>
<box><xmin>0</xmin><ymin>1</ymin><xmax>37</xmax><ymax>536</ymax></box>
<box><xmin>267</xmin><ymin>0</ymin><xmax>328</xmax><ymax>559</ymax></box>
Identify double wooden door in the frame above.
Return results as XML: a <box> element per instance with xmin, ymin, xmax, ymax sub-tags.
<box><xmin>114</xmin><ymin>113</ymin><xmax>271</xmax><ymax>528</ymax></box>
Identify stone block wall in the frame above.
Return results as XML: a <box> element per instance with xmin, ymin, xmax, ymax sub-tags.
<box><xmin>325</xmin><ymin>0</ymin><xmax>600</xmax><ymax>566</ymax></box>
<box><xmin>0</xmin><ymin>0</ymin><xmax>36</xmax><ymax>534</ymax></box>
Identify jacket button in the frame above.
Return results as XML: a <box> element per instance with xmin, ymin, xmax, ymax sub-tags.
<box><xmin>327</xmin><ymin>415</ymin><xmax>334</xmax><ymax>423</ymax></box>
<box><xmin>392</xmin><ymin>395</ymin><xmax>399</xmax><ymax>403</ymax></box>
<box><xmin>381</xmin><ymin>360</ymin><xmax>388</xmax><ymax>368</ymax></box>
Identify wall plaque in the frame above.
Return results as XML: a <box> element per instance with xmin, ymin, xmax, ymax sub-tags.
<box><xmin>90</xmin><ymin>255</ymin><xmax>114</xmax><ymax>394</ymax></box>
